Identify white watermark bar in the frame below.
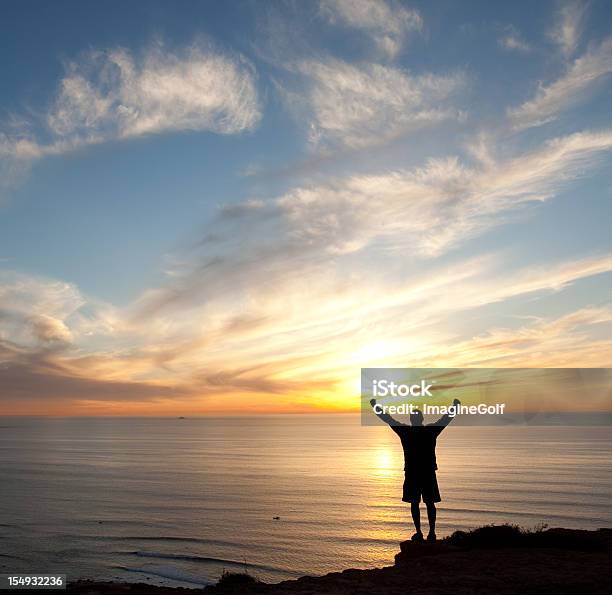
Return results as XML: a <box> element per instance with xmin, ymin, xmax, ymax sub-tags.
<box><xmin>361</xmin><ymin>368</ymin><xmax>612</xmax><ymax>426</ymax></box>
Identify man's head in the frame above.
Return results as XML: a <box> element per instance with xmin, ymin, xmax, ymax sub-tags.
<box><xmin>410</xmin><ymin>408</ymin><xmax>424</xmax><ymax>426</ymax></box>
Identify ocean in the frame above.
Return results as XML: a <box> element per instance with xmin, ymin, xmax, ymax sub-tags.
<box><xmin>0</xmin><ymin>416</ymin><xmax>610</xmax><ymax>588</ymax></box>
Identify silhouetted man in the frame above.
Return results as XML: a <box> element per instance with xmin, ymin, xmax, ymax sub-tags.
<box><xmin>370</xmin><ymin>397</ymin><xmax>460</xmax><ymax>542</ymax></box>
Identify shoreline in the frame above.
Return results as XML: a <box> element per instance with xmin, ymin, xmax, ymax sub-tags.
<box><xmin>31</xmin><ymin>526</ymin><xmax>611</xmax><ymax>594</ymax></box>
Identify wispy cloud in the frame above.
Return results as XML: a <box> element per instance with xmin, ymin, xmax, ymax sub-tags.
<box><xmin>136</xmin><ymin>129</ymin><xmax>612</xmax><ymax>322</ymax></box>
<box><xmin>0</xmin><ymin>270</ymin><xmax>118</xmax><ymax>349</ymax></box>
<box><xmin>428</xmin><ymin>306</ymin><xmax>612</xmax><ymax>367</ymax></box>
<box><xmin>549</xmin><ymin>0</ymin><xmax>588</xmax><ymax>58</ymax></box>
<box><xmin>498</xmin><ymin>26</ymin><xmax>531</xmax><ymax>53</ymax></box>
<box><xmin>129</xmin><ymin>251</ymin><xmax>612</xmax><ymax>404</ymax></box>
<box><xmin>0</xmin><ymin>338</ymin><xmax>189</xmax><ymax>411</ymax></box>
<box><xmin>28</xmin><ymin>314</ymin><xmax>73</xmax><ymax>344</ymax></box>
<box><xmin>508</xmin><ymin>37</ymin><xmax>612</xmax><ymax>129</ymax></box>
<box><xmin>98</xmin><ymin>126</ymin><xmax>612</xmax><ymax>406</ymax></box>
<box><xmin>0</xmin><ymin>272</ymin><xmax>83</xmax><ymax>344</ymax></box>
<box><xmin>320</xmin><ymin>0</ymin><xmax>422</xmax><ymax>58</ymax></box>
<box><xmin>48</xmin><ymin>43</ymin><xmax>260</xmax><ymax>140</ymax></box>
<box><xmin>0</xmin><ymin>41</ymin><xmax>261</xmax><ymax>192</ymax></box>
<box><xmin>3</xmin><ymin>249</ymin><xmax>612</xmax><ymax>413</ymax></box>
<box><xmin>281</xmin><ymin>58</ymin><xmax>464</xmax><ymax>148</ymax></box>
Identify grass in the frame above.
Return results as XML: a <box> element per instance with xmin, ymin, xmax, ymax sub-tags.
<box><xmin>212</xmin><ymin>570</ymin><xmax>260</xmax><ymax>592</ymax></box>
<box><xmin>446</xmin><ymin>524</ymin><xmax>606</xmax><ymax>552</ymax></box>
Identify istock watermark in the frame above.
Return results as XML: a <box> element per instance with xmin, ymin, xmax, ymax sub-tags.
<box><xmin>361</xmin><ymin>368</ymin><xmax>612</xmax><ymax>426</ymax></box>
<box><xmin>371</xmin><ymin>401</ymin><xmax>506</xmax><ymax>417</ymax></box>
<box><xmin>372</xmin><ymin>379</ymin><xmax>435</xmax><ymax>397</ymax></box>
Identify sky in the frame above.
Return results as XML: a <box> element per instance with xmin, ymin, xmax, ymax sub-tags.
<box><xmin>1</xmin><ymin>0</ymin><xmax>612</xmax><ymax>415</ymax></box>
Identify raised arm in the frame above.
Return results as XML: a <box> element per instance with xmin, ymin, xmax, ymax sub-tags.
<box><xmin>369</xmin><ymin>398</ymin><xmax>403</xmax><ymax>427</ymax></box>
<box><xmin>433</xmin><ymin>398</ymin><xmax>461</xmax><ymax>428</ymax></box>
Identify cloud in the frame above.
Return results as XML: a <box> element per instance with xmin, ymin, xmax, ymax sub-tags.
<box><xmin>108</xmin><ymin>126</ymin><xmax>612</xmax><ymax>405</ymax></box>
<box><xmin>498</xmin><ymin>26</ymin><xmax>531</xmax><ymax>53</ymax></box>
<box><xmin>47</xmin><ymin>43</ymin><xmax>260</xmax><ymax>140</ymax></box>
<box><xmin>0</xmin><ymin>42</ymin><xmax>261</xmax><ymax>190</ymax></box>
<box><xmin>424</xmin><ymin>255</ymin><xmax>612</xmax><ymax>319</ymax></box>
<box><xmin>4</xmin><ymin>120</ymin><xmax>612</xmax><ymax>412</ymax></box>
<box><xmin>29</xmin><ymin>314</ymin><xmax>73</xmax><ymax>344</ymax></box>
<box><xmin>319</xmin><ymin>257</ymin><xmax>612</xmax><ymax>372</ymax></box>
<box><xmin>0</xmin><ymin>339</ymin><xmax>187</xmax><ymax>404</ymax></box>
<box><xmin>0</xmin><ymin>270</ymin><xmax>193</xmax><ymax>411</ymax></box>
<box><xmin>4</xmin><ymin>252</ymin><xmax>612</xmax><ymax>412</ymax></box>
<box><xmin>135</xmin><ymin>128</ymin><xmax>612</xmax><ymax>322</ymax></box>
<box><xmin>126</xmin><ymin>249</ymin><xmax>612</xmax><ymax>408</ymax></box>
<box><xmin>320</xmin><ymin>0</ymin><xmax>422</xmax><ymax>58</ymax></box>
<box><xmin>0</xmin><ymin>270</ymin><xmax>118</xmax><ymax>348</ymax></box>
<box><xmin>0</xmin><ymin>135</ymin><xmax>73</xmax><ymax>197</ymax></box>
<box><xmin>429</xmin><ymin>306</ymin><xmax>612</xmax><ymax>367</ymax></box>
<box><xmin>282</xmin><ymin>58</ymin><xmax>464</xmax><ymax>148</ymax></box>
<box><xmin>549</xmin><ymin>0</ymin><xmax>588</xmax><ymax>58</ymax></box>
<box><xmin>508</xmin><ymin>37</ymin><xmax>612</xmax><ymax>129</ymax></box>
<box><xmin>0</xmin><ymin>271</ymin><xmax>84</xmax><ymax>328</ymax></box>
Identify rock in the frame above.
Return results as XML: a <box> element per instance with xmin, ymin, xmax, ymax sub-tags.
<box><xmin>395</xmin><ymin>539</ymin><xmax>457</xmax><ymax>565</ymax></box>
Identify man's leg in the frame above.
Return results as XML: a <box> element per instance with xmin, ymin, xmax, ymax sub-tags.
<box><xmin>410</xmin><ymin>502</ymin><xmax>423</xmax><ymax>540</ymax></box>
<box><xmin>425</xmin><ymin>502</ymin><xmax>436</xmax><ymax>541</ymax></box>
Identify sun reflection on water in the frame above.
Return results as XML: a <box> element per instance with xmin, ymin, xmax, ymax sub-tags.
<box><xmin>372</xmin><ymin>447</ymin><xmax>399</xmax><ymax>478</ymax></box>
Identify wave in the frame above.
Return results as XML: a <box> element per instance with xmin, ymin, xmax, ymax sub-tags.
<box><xmin>115</xmin><ymin>564</ymin><xmax>213</xmax><ymax>587</ymax></box>
<box><xmin>130</xmin><ymin>551</ymin><xmax>279</xmax><ymax>573</ymax></box>
<box><xmin>109</xmin><ymin>535</ymin><xmax>237</xmax><ymax>547</ymax></box>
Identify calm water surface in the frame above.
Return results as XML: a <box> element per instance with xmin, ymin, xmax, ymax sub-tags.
<box><xmin>0</xmin><ymin>416</ymin><xmax>610</xmax><ymax>587</ymax></box>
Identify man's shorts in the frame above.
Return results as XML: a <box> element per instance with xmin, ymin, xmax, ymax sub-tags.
<box><xmin>402</xmin><ymin>470</ymin><xmax>441</xmax><ymax>503</ymax></box>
